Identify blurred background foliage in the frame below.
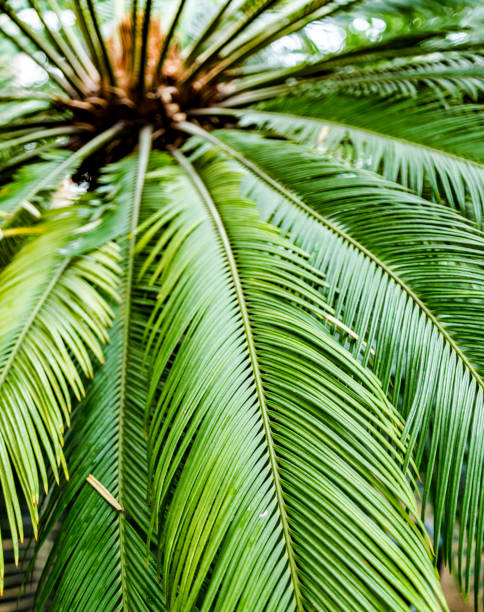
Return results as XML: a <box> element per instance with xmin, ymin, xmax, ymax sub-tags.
<box><xmin>1</xmin><ymin>0</ymin><xmax>482</xmax><ymax>92</ymax></box>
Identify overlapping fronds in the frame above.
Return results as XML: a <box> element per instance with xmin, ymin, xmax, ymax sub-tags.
<box><xmin>34</xmin><ymin>316</ymin><xmax>165</xmax><ymax>611</ymax></box>
<box><xmin>0</xmin><ymin>210</ymin><xmax>120</xmax><ymax>594</ymax></box>
<box><xmin>137</xmin><ymin>151</ymin><xmax>446</xmax><ymax>611</ymax></box>
<box><xmin>272</xmin><ymin>53</ymin><xmax>484</xmax><ymax>100</ymax></box>
<box><xmin>0</xmin><ymin>124</ymin><xmax>125</xmax><ymax>222</ymax></box>
<box><xmin>184</xmin><ymin>127</ymin><xmax>484</xmax><ymax>601</ymax></box>
<box><xmin>0</xmin><ymin>0</ymin><xmax>482</xmax><ymax>608</ymax></box>
<box><xmin>0</xmin><ymin>152</ymin><xmax>71</xmax><ymax>225</ymax></box>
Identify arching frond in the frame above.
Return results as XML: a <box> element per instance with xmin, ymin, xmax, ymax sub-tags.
<box><xmin>282</xmin><ymin>55</ymin><xmax>484</xmax><ymax>99</ymax></box>
<box><xmin>0</xmin><ymin>210</ymin><xmax>120</xmax><ymax>594</ymax></box>
<box><xmin>181</xmin><ymin>126</ymin><xmax>484</xmax><ymax>600</ymax></box>
<box><xmin>225</xmin><ymin>55</ymin><xmax>484</xmax><ymax>101</ymax></box>
<box><xmin>0</xmin><ymin>124</ymin><xmax>125</xmax><ymax>232</ymax></box>
<box><xmin>0</xmin><ymin>99</ymin><xmax>55</xmax><ymax>127</ymax></box>
<box><xmin>137</xmin><ymin>150</ymin><xmax>445</xmax><ymax>611</ymax></box>
<box><xmin>0</xmin><ymin>153</ymin><xmax>70</xmax><ymax>224</ymax></box>
<box><xmin>207</xmin><ymin>95</ymin><xmax>484</xmax><ymax>227</ymax></box>
<box><xmin>193</xmin><ymin>0</ymin><xmax>363</xmax><ymax>87</ymax></box>
<box><xmin>34</xmin><ymin>128</ymin><xmax>166</xmax><ymax>610</ymax></box>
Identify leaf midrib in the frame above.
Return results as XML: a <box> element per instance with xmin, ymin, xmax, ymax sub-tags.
<box><xmin>263</xmin><ymin>110</ymin><xmax>484</xmax><ymax>169</ymax></box>
<box><xmin>172</xmin><ymin>148</ymin><xmax>304</xmax><ymax>611</ymax></box>
<box><xmin>116</xmin><ymin>125</ymin><xmax>153</xmax><ymax>608</ymax></box>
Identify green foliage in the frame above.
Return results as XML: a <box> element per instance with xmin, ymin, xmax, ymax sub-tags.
<box><xmin>0</xmin><ymin>210</ymin><xmax>119</xmax><ymax>594</ymax></box>
<box><xmin>34</xmin><ymin>147</ymin><xmax>165</xmax><ymax>611</ymax></box>
<box><xmin>0</xmin><ymin>0</ymin><xmax>482</xmax><ymax>609</ymax></box>
<box><xmin>232</xmin><ymin>96</ymin><xmax>484</xmax><ymax>226</ymax></box>
<box><xmin>200</xmin><ymin>130</ymin><xmax>484</xmax><ymax>589</ymax></box>
<box><xmin>138</xmin><ymin>152</ymin><xmax>445</xmax><ymax>610</ymax></box>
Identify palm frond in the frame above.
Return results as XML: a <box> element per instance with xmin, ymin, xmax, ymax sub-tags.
<box><xmin>364</xmin><ymin>0</ymin><xmax>482</xmax><ymax>14</ymax></box>
<box><xmin>84</xmin><ymin>0</ymin><xmax>117</xmax><ymax>88</ymax></box>
<box><xmin>225</xmin><ymin>51</ymin><xmax>484</xmax><ymax>101</ymax></box>
<box><xmin>33</xmin><ymin>128</ymin><xmax>165</xmax><ymax>610</ymax></box>
<box><xmin>0</xmin><ymin>100</ymin><xmax>54</xmax><ymax>126</ymax></box>
<box><xmin>0</xmin><ymin>209</ymin><xmax>120</xmax><ymax>594</ymax></box>
<box><xmin>209</xmin><ymin>96</ymin><xmax>484</xmax><ymax>227</ymax></box>
<box><xmin>183</xmin><ymin>0</ymin><xmax>233</xmax><ymax>65</ymax></box>
<box><xmin>180</xmin><ymin>0</ymin><xmax>282</xmax><ymax>85</ymax></box>
<box><xmin>197</xmin><ymin>0</ymin><xmax>363</xmax><ymax>87</ymax></box>
<box><xmin>27</xmin><ymin>0</ymin><xmax>95</xmax><ymax>88</ymax></box>
<box><xmin>152</xmin><ymin>0</ymin><xmax>188</xmax><ymax>86</ymax></box>
<box><xmin>45</xmin><ymin>0</ymin><xmax>98</xmax><ymax>78</ymax></box>
<box><xmin>0</xmin><ymin>3</ymin><xmax>87</xmax><ymax>97</ymax></box>
<box><xmin>0</xmin><ymin>23</ymin><xmax>76</xmax><ymax>97</ymax></box>
<box><xmin>209</xmin><ymin>0</ymin><xmax>474</xmax><ymax>83</ymax></box>
<box><xmin>180</xmin><ymin>126</ymin><xmax>484</xmax><ymax>599</ymax></box>
<box><xmin>0</xmin><ymin>126</ymin><xmax>84</xmax><ymax>157</ymax></box>
<box><xmin>0</xmin><ymin>0</ymin><xmax>481</xmax><ymax>607</ymax></box>
<box><xmin>33</xmin><ymin>311</ymin><xmax>165</xmax><ymax>611</ymax></box>
<box><xmin>69</xmin><ymin>0</ymin><xmax>106</xmax><ymax>84</ymax></box>
<box><xmin>309</xmin><ymin>58</ymin><xmax>484</xmax><ymax>99</ymax></box>
<box><xmin>0</xmin><ymin>152</ymin><xmax>70</xmax><ymax>227</ymax></box>
<box><xmin>134</xmin><ymin>149</ymin><xmax>447</xmax><ymax>611</ymax></box>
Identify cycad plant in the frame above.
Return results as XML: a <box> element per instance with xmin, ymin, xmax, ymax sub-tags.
<box><xmin>0</xmin><ymin>0</ymin><xmax>483</xmax><ymax>609</ymax></box>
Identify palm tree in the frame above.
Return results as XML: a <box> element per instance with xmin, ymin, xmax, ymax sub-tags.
<box><xmin>0</xmin><ymin>0</ymin><xmax>482</xmax><ymax>609</ymax></box>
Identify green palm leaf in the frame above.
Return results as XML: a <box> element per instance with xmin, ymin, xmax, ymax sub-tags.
<box><xmin>32</xmin><ymin>128</ymin><xmax>164</xmax><ymax>610</ymax></box>
<box><xmin>137</xmin><ymin>150</ymin><xmax>445</xmax><ymax>611</ymax></box>
<box><xmin>33</xmin><ymin>317</ymin><xmax>165</xmax><ymax>611</ymax></box>
<box><xmin>289</xmin><ymin>57</ymin><xmax>484</xmax><ymax>99</ymax></box>
<box><xmin>185</xmin><ymin>126</ymin><xmax>484</xmax><ymax>598</ymax></box>
<box><xmin>0</xmin><ymin>210</ymin><xmax>119</xmax><ymax>594</ymax></box>
<box><xmin>201</xmin><ymin>96</ymin><xmax>484</xmax><ymax>227</ymax></box>
<box><xmin>223</xmin><ymin>31</ymin><xmax>484</xmax><ymax>97</ymax></box>
<box><xmin>0</xmin><ymin>124</ymin><xmax>125</xmax><ymax>225</ymax></box>
<box><xmin>0</xmin><ymin>0</ymin><xmax>482</xmax><ymax>607</ymax></box>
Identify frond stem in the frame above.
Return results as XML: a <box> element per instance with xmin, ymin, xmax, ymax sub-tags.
<box><xmin>71</xmin><ymin>0</ymin><xmax>106</xmax><ymax>87</ymax></box>
<box><xmin>220</xmin><ymin>31</ymin><xmax>457</xmax><ymax>96</ymax></box>
<box><xmin>28</xmin><ymin>0</ymin><xmax>94</xmax><ymax>88</ymax></box>
<box><xmin>116</xmin><ymin>123</ymin><xmax>153</xmax><ymax>607</ymax></box>
<box><xmin>136</xmin><ymin>0</ymin><xmax>153</xmax><ymax>98</ymax></box>
<box><xmin>221</xmin><ymin>64</ymin><xmax>484</xmax><ymax>103</ymax></box>
<box><xmin>189</xmin><ymin>107</ymin><xmax>484</xmax><ymax>172</ymax></box>
<box><xmin>0</xmin><ymin>259</ymin><xmax>70</xmax><ymax>394</ymax></box>
<box><xmin>85</xmin><ymin>0</ymin><xmax>118</xmax><ymax>89</ymax></box>
<box><xmin>1</xmin><ymin>144</ymin><xmax>58</xmax><ymax>172</ymax></box>
<box><xmin>130</xmin><ymin>0</ymin><xmax>138</xmax><ymax>77</ymax></box>
<box><xmin>0</xmin><ymin>126</ymin><xmax>85</xmax><ymax>152</ymax></box>
<box><xmin>2</xmin><ymin>123</ymin><xmax>125</xmax><ymax>218</ymax></box>
<box><xmin>0</xmin><ymin>119</ymin><xmax>72</xmax><ymax>133</ymax></box>
<box><xmin>2</xmin><ymin>5</ymin><xmax>85</xmax><ymax>96</ymax></box>
<box><xmin>178</xmin><ymin>0</ymin><xmax>279</xmax><ymax>87</ymax></box>
<box><xmin>46</xmin><ymin>0</ymin><xmax>98</xmax><ymax>78</ymax></box>
<box><xmin>0</xmin><ymin>25</ymin><xmax>77</xmax><ymax>98</ymax></box>
<box><xmin>199</xmin><ymin>0</ymin><xmax>362</xmax><ymax>88</ymax></box>
<box><xmin>183</xmin><ymin>0</ymin><xmax>233</xmax><ymax>65</ymax></box>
